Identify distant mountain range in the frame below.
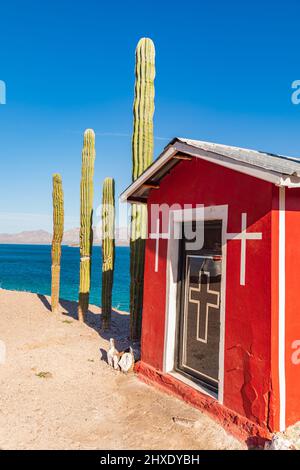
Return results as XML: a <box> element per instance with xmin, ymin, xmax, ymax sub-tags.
<box><xmin>0</xmin><ymin>228</ymin><xmax>129</xmax><ymax>246</ymax></box>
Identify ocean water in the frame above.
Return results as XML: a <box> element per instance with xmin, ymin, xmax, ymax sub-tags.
<box><xmin>0</xmin><ymin>244</ymin><xmax>130</xmax><ymax>311</ymax></box>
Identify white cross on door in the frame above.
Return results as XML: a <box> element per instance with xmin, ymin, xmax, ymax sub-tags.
<box><xmin>226</xmin><ymin>213</ymin><xmax>262</xmax><ymax>286</ymax></box>
<box><xmin>149</xmin><ymin>218</ymin><xmax>169</xmax><ymax>273</ymax></box>
<box><xmin>189</xmin><ymin>270</ymin><xmax>220</xmax><ymax>344</ymax></box>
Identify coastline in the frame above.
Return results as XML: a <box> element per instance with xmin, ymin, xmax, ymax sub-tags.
<box><xmin>0</xmin><ymin>288</ymin><xmax>243</xmax><ymax>450</ymax></box>
<box><xmin>0</xmin><ymin>244</ymin><xmax>130</xmax><ymax>312</ymax></box>
<box><xmin>0</xmin><ymin>287</ymin><xmax>129</xmax><ymax>317</ymax></box>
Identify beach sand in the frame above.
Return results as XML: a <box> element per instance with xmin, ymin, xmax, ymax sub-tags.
<box><xmin>0</xmin><ymin>289</ymin><xmax>245</xmax><ymax>450</ymax></box>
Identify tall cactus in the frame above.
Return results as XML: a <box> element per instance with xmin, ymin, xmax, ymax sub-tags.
<box><xmin>130</xmin><ymin>38</ymin><xmax>155</xmax><ymax>340</ymax></box>
<box><xmin>78</xmin><ymin>129</ymin><xmax>96</xmax><ymax>322</ymax></box>
<box><xmin>51</xmin><ymin>173</ymin><xmax>64</xmax><ymax>313</ymax></box>
<box><xmin>101</xmin><ymin>177</ymin><xmax>115</xmax><ymax>330</ymax></box>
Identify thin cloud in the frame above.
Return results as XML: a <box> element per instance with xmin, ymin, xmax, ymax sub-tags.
<box><xmin>95</xmin><ymin>132</ymin><xmax>169</xmax><ymax>141</ymax></box>
<box><xmin>66</xmin><ymin>130</ymin><xmax>170</xmax><ymax>141</ymax></box>
<box><xmin>0</xmin><ymin>212</ymin><xmax>78</xmax><ymax>222</ymax></box>
<box><xmin>0</xmin><ymin>213</ymin><xmax>79</xmax><ymax>233</ymax></box>
<box><xmin>96</xmin><ymin>132</ymin><xmax>131</xmax><ymax>138</ymax></box>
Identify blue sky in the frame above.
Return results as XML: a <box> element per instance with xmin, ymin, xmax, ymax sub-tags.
<box><xmin>0</xmin><ymin>0</ymin><xmax>300</xmax><ymax>232</ymax></box>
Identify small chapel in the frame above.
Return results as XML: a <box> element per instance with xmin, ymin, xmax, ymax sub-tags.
<box><xmin>121</xmin><ymin>137</ymin><xmax>300</xmax><ymax>441</ymax></box>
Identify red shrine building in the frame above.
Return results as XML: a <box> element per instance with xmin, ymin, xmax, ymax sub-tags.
<box><xmin>121</xmin><ymin>138</ymin><xmax>300</xmax><ymax>441</ymax></box>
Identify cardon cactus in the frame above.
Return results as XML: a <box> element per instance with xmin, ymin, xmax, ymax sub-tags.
<box><xmin>51</xmin><ymin>173</ymin><xmax>64</xmax><ymax>313</ymax></box>
<box><xmin>78</xmin><ymin>129</ymin><xmax>96</xmax><ymax>322</ymax></box>
<box><xmin>130</xmin><ymin>38</ymin><xmax>155</xmax><ymax>340</ymax></box>
<box><xmin>101</xmin><ymin>177</ymin><xmax>115</xmax><ymax>330</ymax></box>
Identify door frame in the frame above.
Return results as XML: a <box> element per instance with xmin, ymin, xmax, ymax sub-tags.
<box><xmin>163</xmin><ymin>205</ymin><xmax>228</xmax><ymax>403</ymax></box>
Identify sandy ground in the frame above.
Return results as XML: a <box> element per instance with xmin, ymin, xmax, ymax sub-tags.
<box><xmin>0</xmin><ymin>289</ymin><xmax>246</xmax><ymax>450</ymax></box>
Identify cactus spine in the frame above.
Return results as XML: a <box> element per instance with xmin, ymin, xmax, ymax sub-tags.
<box><xmin>101</xmin><ymin>177</ymin><xmax>115</xmax><ymax>330</ymax></box>
<box><xmin>130</xmin><ymin>38</ymin><xmax>155</xmax><ymax>340</ymax></box>
<box><xmin>78</xmin><ymin>129</ymin><xmax>96</xmax><ymax>322</ymax></box>
<box><xmin>51</xmin><ymin>173</ymin><xmax>64</xmax><ymax>313</ymax></box>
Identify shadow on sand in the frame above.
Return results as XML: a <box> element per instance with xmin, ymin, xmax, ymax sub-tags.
<box><xmin>37</xmin><ymin>294</ymin><xmax>131</xmax><ymax>355</ymax></box>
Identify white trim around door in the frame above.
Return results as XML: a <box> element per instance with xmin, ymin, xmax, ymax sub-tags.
<box><xmin>278</xmin><ymin>187</ymin><xmax>286</xmax><ymax>432</ymax></box>
<box><xmin>163</xmin><ymin>205</ymin><xmax>228</xmax><ymax>404</ymax></box>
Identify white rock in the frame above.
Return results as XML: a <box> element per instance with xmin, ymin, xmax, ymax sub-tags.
<box><xmin>118</xmin><ymin>347</ymin><xmax>134</xmax><ymax>373</ymax></box>
<box><xmin>264</xmin><ymin>434</ymin><xmax>295</xmax><ymax>450</ymax></box>
<box><xmin>107</xmin><ymin>338</ymin><xmax>120</xmax><ymax>370</ymax></box>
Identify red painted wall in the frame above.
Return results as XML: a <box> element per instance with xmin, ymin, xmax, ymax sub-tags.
<box><xmin>141</xmin><ymin>157</ymin><xmax>277</xmax><ymax>431</ymax></box>
<box><xmin>285</xmin><ymin>188</ymin><xmax>300</xmax><ymax>427</ymax></box>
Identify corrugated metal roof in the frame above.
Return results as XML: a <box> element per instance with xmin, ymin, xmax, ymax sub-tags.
<box><xmin>120</xmin><ymin>137</ymin><xmax>300</xmax><ymax>203</ymax></box>
<box><xmin>175</xmin><ymin>138</ymin><xmax>300</xmax><ymax>176</ymax></box>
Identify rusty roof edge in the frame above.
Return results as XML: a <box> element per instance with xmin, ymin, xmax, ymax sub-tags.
<box><xmin>120</xmin><ymin>145</ymin><xmax>178</xmax><ymax>202</ymax></box>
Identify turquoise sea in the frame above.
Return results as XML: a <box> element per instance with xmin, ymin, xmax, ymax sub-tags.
<box><xmin>0</xmin><ymin>244</ymin><xmax>130</xmax><ymax>311</ymax></box>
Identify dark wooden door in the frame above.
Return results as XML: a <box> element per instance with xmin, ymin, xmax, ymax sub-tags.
<box><xmin>176</xmin><ymin>220</ymin><xmax>222</xmax><ymax>392</ymax></box>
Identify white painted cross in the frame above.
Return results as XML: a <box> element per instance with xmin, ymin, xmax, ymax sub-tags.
<box><xmin>189</xmin><ymin>270</ymin><xmax>220</xmax><ymax>344</ymax></box>
<box><xmin>149</xmin><ymin>218</ymin><xmax>170</xmax><ymax>273</ymax></box>
<box><xmin>226</xmin><ymin>213</ymin><xmax>262</xmax><ymax>286</ymax></box>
